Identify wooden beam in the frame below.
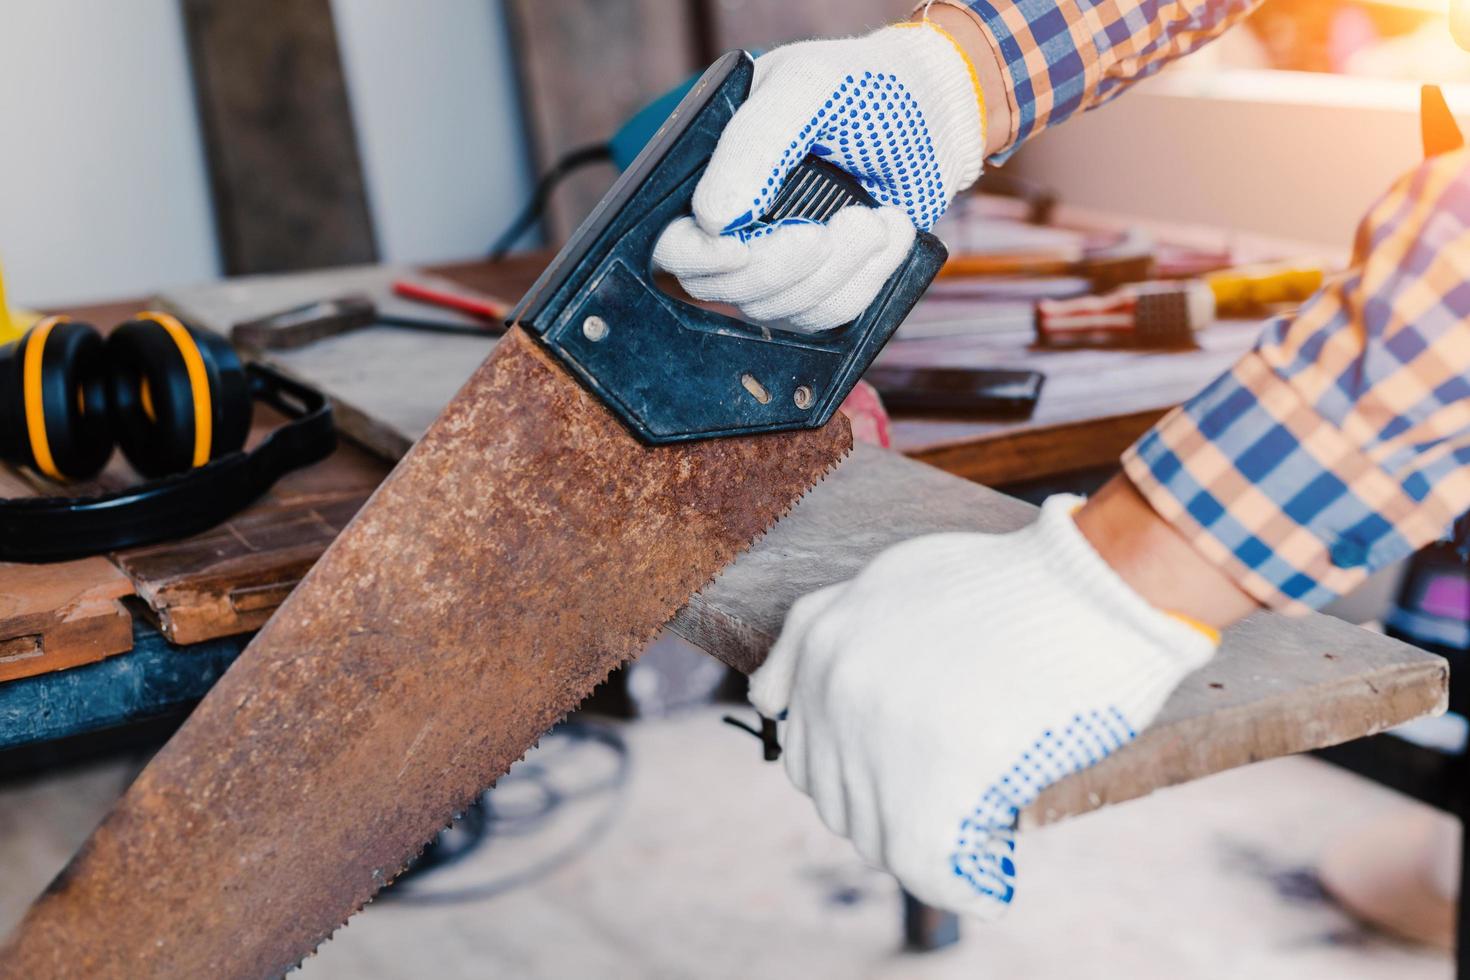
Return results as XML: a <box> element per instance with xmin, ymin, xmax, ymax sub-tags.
<box><xmin>181</xmin><ymin>0</ymin><xmax>377</xmax><ymax>273</ymax></box>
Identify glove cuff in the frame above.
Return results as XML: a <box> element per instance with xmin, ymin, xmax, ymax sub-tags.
<box><xmin>1029</xmin><ymin>493</ymin><xmax>1219</xmax><ymax>704</ymax></box>
<box><xmin>872</xmin><ymin>23</ymin><xmax>987</xmax><ymax>201</ymax></box>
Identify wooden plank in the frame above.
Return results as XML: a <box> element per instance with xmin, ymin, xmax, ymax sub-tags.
<box><xmin>107</xmin><ymin>397</ymin><xmax>385</xmax><ymax>643</ymax></box>
<box><xmin>878</xmin><ymin>315</ymin><xmax>1261</xmax><ymax>483</ymax></box>
<box><xmin>505</xmin><ymin>0</ymin><xmax>700</xmax><ymax>242</ymax></box>
<box><xmin>0</xmin><ymin>560</ymin><xmax>134</xmax><ymax>682</ymax></box>
<box><xmin>906</xmin><ymin>408</ymin><xmax>1170</xmax><ymax>486</ymax></box>
<box><xmin>181</xmin><ymin>0</ymin><xmax>377</xmax><ymax>274</ymax></box>
<box><xmin>113</xmin><ymin>491</ymin><xmax>370</xmax><ymax>645</ymax></box>
<box><xmin>669</xmin><ymin>442</ymin><xmax>1450</xmax><ymax>826</ymax></box>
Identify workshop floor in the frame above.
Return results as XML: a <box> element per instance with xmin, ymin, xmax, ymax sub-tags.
<box><xmin>0</xmin><ymin>707</ymin><xmax>1452</xmax><ymax>980</ymax></box>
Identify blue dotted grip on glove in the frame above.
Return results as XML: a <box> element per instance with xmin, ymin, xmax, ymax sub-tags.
<box><xmin>729</xmin><ymin>70</ymin><xmax>944</xmax><ymax>240</ymax></box>
<box><xmin>951</xmin><ymin>706</ymin><xmax>1138</xmax><ymax>906</ymax></box>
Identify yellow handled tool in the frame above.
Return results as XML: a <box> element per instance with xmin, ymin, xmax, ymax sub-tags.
<box><xmin>1205</xmin><ymin>262</ymin><xmax>1325</xmax><ymax>318</ymax></box>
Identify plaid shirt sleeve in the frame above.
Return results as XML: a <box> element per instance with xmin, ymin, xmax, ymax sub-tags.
<box><xmin>934</xmin><ymin>0</ymin><xmax>1258</xmax><ymax>159</ymax></box>
<box><xmin>1122</xmin><ymin>149</ymin><xmax>1470</xmax><ymax>614</ymax></box>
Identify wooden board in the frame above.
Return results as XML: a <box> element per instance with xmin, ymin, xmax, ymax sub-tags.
<box><xmin>0</xmin><ymin>560</ymin><xmax>134</xmax><ymax>683</ymax></box>
<box><xmin>112</xmin><ymin>490</ymin><xmax>370</xmax><ymax>646</ymax></box>
<box><xmin>181</xmin><ymin>0</ymin><xmax>377</xmax><ymax>273</ymax></box>
<box><xmin>878</xmin><ymin>316</ymin><xmax>1262</xmax><ymax>485</ymax></box>
<box><xmin>670</xmin><ymin>442</ymin><xmax>1450</xmax><ymax>826</ymax></box>
<box><xmin>106</xmin><ymin>400</ymin><xmax>385</xmax><ymax>644</ymax></box>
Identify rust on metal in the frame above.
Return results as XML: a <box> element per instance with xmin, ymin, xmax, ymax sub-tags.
<box><xmin>0</xmin><ymin>326</ymin><xmax>850</xmax><ymax>979</ymax></box>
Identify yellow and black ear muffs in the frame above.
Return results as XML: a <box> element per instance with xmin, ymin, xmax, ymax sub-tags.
<box><xmin>0</xmin><ymin>313</ymin><xmax>252</xmax><ymax>481</ymax></box>
<box><xmin>104</xmin><ymin>312</ymin><xmax>252</xmax><ymax>478</ymax></box>
<box><xmin>0</xmin><ymin>316</ymin><xmax>113</xmax><ymax>481</ymax></box>
<box><xmin>0</xmin><ymin>313</ymin><xmax>336</xmax><ymax>563</ymax></box>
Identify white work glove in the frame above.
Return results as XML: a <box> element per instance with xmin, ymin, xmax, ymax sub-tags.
<box><xmin>653</xmin><ymin>22</ymin><xmax>986</xmax><ymax>332</ymax></box>
<box><xmin>749</xmin><ymin>495</ymin><xmax>1218</xmax><ymax>918</ymax></box>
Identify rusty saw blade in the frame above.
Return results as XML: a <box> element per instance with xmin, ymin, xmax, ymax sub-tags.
<box><xmin>1</xmin><ymin>51</ymin><xmax>946</xmax><ymax>978</ymax></box>
<box><xmin>0</xmin><ymin>327</ymin><xmax>848</xmax><ymax>978</ymax></box>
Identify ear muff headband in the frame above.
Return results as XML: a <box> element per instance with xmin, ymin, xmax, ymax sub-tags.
<box><xmin>0</xmin><ymin>363</ymin><xmax>336</xmax><ymax>563</ymax></box>
<box><xmin>22</xmin><ymin>315</ymin><xmax>68</xmax><ymax>480</ymax></box>
<box><xmin>134</xmin><ymin>311</ymin><xmax>212</xmax><ymax>467</ymax></box>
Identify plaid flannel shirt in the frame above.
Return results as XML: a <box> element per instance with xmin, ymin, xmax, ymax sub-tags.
<box><xmin>936</xmin><ymin>0</ymin><xmax>1470</xmax><ymax>612</ymax></box>
<box><xmin>941</xmin><ymin>0</ymin><xmax>1258</xmax><ymax>159</ymax></box>
<box><xmin>1126</xmin><ymin>151</ymin><xmax>1470</xmax><ymax>613</ymax></box>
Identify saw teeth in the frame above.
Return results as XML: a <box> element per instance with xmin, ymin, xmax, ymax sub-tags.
<box><xmin>286</xmin><ymin>445</ymin><xmax>855</xmax><ymax>971</ymax></box>
<box><xmin>282</xmin><ymin>650</ymin><xmax>647</xmax><ymax>971</ymax></box>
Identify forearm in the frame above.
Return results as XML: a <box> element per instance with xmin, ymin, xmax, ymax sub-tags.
<box><xmin>1076</xmin><ymin>474</ymin><xmax>1259</xmax><ymax>633</ymax></box>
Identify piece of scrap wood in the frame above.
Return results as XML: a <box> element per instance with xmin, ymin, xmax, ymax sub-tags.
<box><xmin>0</xmin><ymin>559</ymin><xmax>135</xmax><ymax>682</ymax></box>
<box><xmin>113</xmin><ymin>491</ymin><xmax>369</xmax><ymax>645</ymax></box>
<box><xmin>670</xmin><ymin>443</ymin><xmax>1449</xmax><ymax>826</ymax></box>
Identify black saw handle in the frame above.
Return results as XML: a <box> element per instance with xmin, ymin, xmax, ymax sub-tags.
<box><xmin>511</xmin><ymin>50</ymin><xmax>947</xmax><ymax>444</ymax></box>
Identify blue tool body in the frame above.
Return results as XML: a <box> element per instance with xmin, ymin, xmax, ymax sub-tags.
<box><xmin>510</xmin><ymin>51</ymin><xmax>948</xmax><ymax>444</ymax></box>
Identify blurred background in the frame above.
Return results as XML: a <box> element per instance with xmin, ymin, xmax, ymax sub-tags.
<box><xmin>1</xmin><ymin>2</ymin><xmax>1468</xmax><ymax>978</ymax></box>
<box><xmin>3</xmin><ymin>0</ymin><xmax>1468</xmax><ymax>310</ymax></box>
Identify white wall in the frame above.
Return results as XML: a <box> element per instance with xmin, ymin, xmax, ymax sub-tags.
<box><xmin>0</xmin><ymin>1</ymin><xmax>218</xmax><ymax>308</ymax></box>
<box><xmin>329</xmin><ymin>0</ymin><xmax>532</xmax><ymax>265</ymax></box>
<box><xmin>1010</xmin><ymin>70</ymin><xmax>1461</xmax><ymax>250</ymax></box>
<box><xmin>0</xmin><ymin>0</ymin><xmax>532</xmax><ymax>309</ymax></box>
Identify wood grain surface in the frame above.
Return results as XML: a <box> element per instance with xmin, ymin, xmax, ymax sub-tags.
<box><xmin>181</xmin><ymin>0</ymin><xmax>377</xmax><ymax>273</ymax></box>
<box><xmin>0</xmin><ymin>560</ymin><xmax>134</xmax><ymax>683</ymax></box>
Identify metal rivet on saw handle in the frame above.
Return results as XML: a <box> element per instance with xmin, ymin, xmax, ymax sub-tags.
<box><xmin>582</xmin><ymin>315</ymin><xmax>609</xmax><ymax>342</ymax></box>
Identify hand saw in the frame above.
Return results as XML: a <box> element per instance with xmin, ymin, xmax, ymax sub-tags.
<box><xmin>0</xmin><ymin>52</ymin><xmax>945</xmax><ymax>978</ymax></box>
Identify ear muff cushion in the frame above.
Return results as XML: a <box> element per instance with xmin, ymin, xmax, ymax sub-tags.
<box><xmin>105</xmin><ymin>315</ymin><xmax>250</xmax><ymax>477</ymax></box>
<box><xmin>189</xmin><ymin>323</ymin><xmax>251</xmax><ymax>455</ymax></box>
<box><xmin>0</xmin><ymin>318</ymin><xmax>111</xmax><ymax>481</ymax></box>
